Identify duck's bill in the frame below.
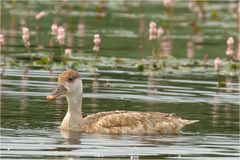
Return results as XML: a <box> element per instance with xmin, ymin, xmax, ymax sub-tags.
<box><xmin>47</xmin><ymin>84</ymin><xmax>68</xmax><ymax>100</ymax></box>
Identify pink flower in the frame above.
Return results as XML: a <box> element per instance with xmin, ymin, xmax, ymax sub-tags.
<box><xmin>0</xmin><ymin>34</ymin><xmax>5</xmax><ymax>48</ymax></box>
<box><xmin>149</xmin><ymin>21</ymin><xmax>157</xmax><ymax>28</ymax></box>
<box><xmin>35</xmin><ymin>11</ymin><xmax>46</xmax><ymax>20</ymax></box>
<box><xmin>237</xmin><ymin>43</ymin><xmax>240</xmax><ymax>60</ymax></box>
<box><xmin>22</xmin><ymin>27</ymin><xmax>30</xmax><ymax>47</ymax></box>
<box><xmin>22</xmin><ymin>27</ymin><xmax>29</xmax><ymax>35</ymax></box>
<box><xmin>57</xmin><ymin>26</ymin><xmax>65</xmax><ymax>45</ymax></box>
<box><xmin>51</xmin><ymin>24</ymin><xmax>58</xmax><ymax>36</ymax></box>
<box><xmin>65</xmin><ymin>48</ymin><xmax>72</xmax><ymax>56</ymax></box>
<box><xmin>157</xmin><ymin>27</ymin><xmax>164</xmax><ymax>39</ymax></box>
<box><xmin>93</xmin><ymin>34</ymin><xmax>101</xmax><ymax>52</ymax></box>
<box><xmin>188</xmin><ymin>0</ymin><xmax>197</xmax><ymax>12</ymax></box>
<box><xmin>163</xmin><ymin>0</ymin><xmax>173</xmax><ymax>8</ymax></box>
<box><xmin>226</xmin><ymin>37</ymin><xmax>234</xmax><ymax>56</ymax></box>
<box><xmin>214</xmin><ymin>57</ymin><xmax>221</xmax><ymax>72</ymax></box>
<box><xmin>149</xmin><ymin>21</ymin><xmax>157</xmax><ymax>40</ymax></box>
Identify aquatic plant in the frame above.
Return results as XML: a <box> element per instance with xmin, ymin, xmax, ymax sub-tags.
<box><xmin>0</xmin><ymin>34</ymin><xmax>5</xmax><ymax>49</ymax></box>
<box><xmin>188</xmin><ymin>0</ymin><xmax>197</xmax><ymax>12</ymax></box>
<box><xmin>149</xmin><ymin>21</ymin><xmax>157</xmax><ymax>57</ymax></box>
<box><xmin>93</xmin><ymin>34</ymin><xmax>101</xmax><ymax>57</ymax></box>
<box><xmin>51</xmin><ymin>24</ymin><xmax>58</xmax><ymax>36</ymax></box>
<box><xmin>238</xmin><ymin>43</ymin><xmax>240</xmax><ymax>60</ymax></box>
<box><xmin>47</xmin><ymin>24</ymin><xmax>58</xmax><ymax>63</ymax></box>
<box><xmin>149</xmin><ymin>21</ymin><xmax>157</xmax><ymax>41</ymax></box>
<box><xmin>157</xmin><ymin>27</ymin><xmax>164</xmax><ymax>39</ymax></box>
<box><xmin>226</xmin><ymin>37</ymin><xmax>235</xmax><ymax>61</ymax></box>
<box><xmin>195</xmin><ymin>0</ymin><xmax>205</xmax><ymax>21</ymax></box>
<box><xmin>92</xmin><ymin>34</ymin><xmax>101</xmax><ymax>68</ymax></box>
<box><xmin>35</xmin><ymin>11</ymin><xmax>47</xmax><ymax>50</ymax></box>
<box><xmin>57</xmin><ymin>26</ymin><xmax>65</xmax><ymax>62</ymax></box>
<box><xmin>65</xmin><ymin>48</ymin><xmax>72</xmax><ymax>57</ymax></box>
<box><xmin>163</xmin><ymin>0</ymin><xmax>173</xmax><ymax>15</ymax></box>
<box><xmin>57</xmin><ymin>26</ymin><xmax>65</xmax><ymax>46</ymax></box>
<box><xmin>22</xmin><ymin>27</ymin><xmax>33</xmax><ymax>62</ymax></box>
<box><xmin>157</xmin><ymin>27</ymin><xmax>164</xmax><ymax>57</ymax></box>
<box><xmin>214</xmin><ymin>57</ymin><xmax>221</xmax><ymax>74</ymax></box>
<box><xmin>226</xmin><ymin>37</ymin><xmax>234</xmax><ymax>56</ymax></box>
<box><xmin>35</xmin><ymin>11</ymin><xmax>46</xmax><ymax>20</ymax></box>
<box><xmin>163</xmin><ymin>0</ymin><xmax>173</xmax><ymax>8</ymax></box>
<box><xmin>0</xmin><ymin>33</ymin><xmax>6</xmax><ymax>76</ymax></box>
<box><xmin>22</xmin><ymin>27</ymin><xmax>30</xmax><ymax>48</ymax></box>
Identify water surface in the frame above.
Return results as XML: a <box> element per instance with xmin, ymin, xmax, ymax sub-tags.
<box><xmin>1</xmin><ymin>68</ymin><xmax>239</xmax><ymax>159</ymax></box>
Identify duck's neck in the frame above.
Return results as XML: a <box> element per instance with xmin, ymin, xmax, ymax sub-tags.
<box><xmin>66</xmin><ymin>93</ymin><xmax>83</xmax><ymax>117</ymax></box>
<box><xmin>61</xmin><ymin>87</ymin><xmax>84</xmax><ymax>131</ymax></box>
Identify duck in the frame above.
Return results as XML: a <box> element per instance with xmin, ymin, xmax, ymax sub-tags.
<box><xmin>47</xmin><ymin>69</ymin><xmax>198</xmax><ymax>135</ymax></box>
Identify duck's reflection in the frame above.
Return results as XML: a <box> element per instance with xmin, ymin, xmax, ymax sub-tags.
<box><xmin>147</xmin><ymin>74</ymin><xmax>155</xmax><ymax>107</ymax></box>
<box><xmin>59</xmin><ymin>129</ymin><xmax>178</xmax><ymax>146</ymax></box>
<box><xmin>147</xmin><ymin>74</ymin><xmax>154</xmax><ymax>96</ymax></box>
<box><xmin>20</xmin><ymin>69</ymin><xmax>29</xmax><ymax>114</ymax></box>
<box><xmin>91</xmin><ymin>74</ymin><xmax>99</xmax><ymax>113</ymax></box>
<box><xmin>60</xmin><ymin>129</ymin><xmax>81</xmax><ymax>144</ymax></box>
<box><xmin>212</xmin><ymin>91</ymin><xmax>220</xmax><ymax>125</ymax></box>
<box><xmin>225</xmin><ymin>76</ymin><xmax>232</xmax><ymax>93</ymax></box>
<box><xmin>212</xmin><ymin>78</ymin><xmax>235</xmax><ymax>129</ymax></box>
<box><xmin>20</xmin><ymin>69</ymin><xmax>29</xmax><ymax>127</ymax></box>
<box><xmin>55</xmin><ymin>97</ymin><xmax>63</xmax><ymax>119</ymax></box>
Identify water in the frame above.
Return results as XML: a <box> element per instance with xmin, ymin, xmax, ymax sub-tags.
<box><xmin>1</xmin><ymin>0</ymin><xmax>239</xmax><ymax>159</ymax></box>
<box><xmin>1</xmin><ymin>68</ymin><xmax>239</xmax><ymax>159</ymax></box>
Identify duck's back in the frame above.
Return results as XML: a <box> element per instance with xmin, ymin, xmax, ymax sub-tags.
<box><xmin>82</xmin><ymin>111</ymin><xmax>198</xmax><ymax>135</ymax></box>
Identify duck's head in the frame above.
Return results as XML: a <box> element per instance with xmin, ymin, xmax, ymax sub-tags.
<box><xmin>47</xmin><ymin>70</ymin><xmax>82</xmax><ymax>100</ymax></box>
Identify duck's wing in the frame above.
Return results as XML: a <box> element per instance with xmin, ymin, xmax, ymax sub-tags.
<box><xmin>82</xmin><ymin>110</ymin><xmax>146</xmax><ymax>134</ymax></box>
<box><xmin>83</xmin><ymin>111</ymin><xmax>198</xmax><ymax>135</ymax></box>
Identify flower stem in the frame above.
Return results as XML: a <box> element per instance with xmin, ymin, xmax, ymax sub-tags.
<box><xmin>60</xmin><ymin>45</ymin><xmax>64</xmax><ymax>64</ymax></box>
<box><xmin>151</xmin><ymin>40</ymin><xmax>156</xmax><ymax>58</ymax></box>
<box><xmin>27</xmin><ymin>47</ymin><xmax>33</xmax><ymax>63</ymax></box>
<box><xmin>1</xmin><ymin>47</ymin><xmax>6</xmax><ymax>77</ymax></box>
<box><xmin>93</xmin><ymin>51</ymin><xmax>98</xmax><ymax>67</ymax></box>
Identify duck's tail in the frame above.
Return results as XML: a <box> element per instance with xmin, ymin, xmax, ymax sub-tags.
<box><xmin>182</xmin><ymin>119</ymin><xmax>199</xmax><ymax>125</ymax></box>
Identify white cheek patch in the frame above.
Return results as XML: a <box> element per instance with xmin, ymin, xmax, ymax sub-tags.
<box><xmin>66</xmin><ymin>78</ymin><xmax>82</xmax><ymax>94</ymax></box>
<box><xmin>65</xmin><ymin>82</ymin><xmax>70</xmax><ymax>91</ymax></box>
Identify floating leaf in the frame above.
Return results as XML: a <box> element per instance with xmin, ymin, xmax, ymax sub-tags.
<box><xmin>136</xmin><ymin>63</ymin><xmax>144</xmax><ymax>72</ymax></box>
<box><xmin>230</xmin><ymin>63</ymin><xmax>238</xmax><ymax>71</ymax></box>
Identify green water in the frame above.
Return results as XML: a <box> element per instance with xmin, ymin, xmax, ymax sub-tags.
<box><xmin>1</xmin><ymin>68</ymin><xmax>239</xmax><ymax>159</ymax></box>
<box><xmin>1</xmin><ymin>0</ymin><xmax>239</xmax><ymax>159</ymax></box>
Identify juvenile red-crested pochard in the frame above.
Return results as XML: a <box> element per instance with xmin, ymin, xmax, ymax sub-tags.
<box><xmin>47</xmin><ymin>70</ymin><xmax>198</xmax><ymax>135</ymax></box>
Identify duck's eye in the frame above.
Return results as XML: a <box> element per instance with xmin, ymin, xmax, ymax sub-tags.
<box><xmin>68</xmin><ymin>78</ymin><xmax>73</xmax><ymax>82</ymax></box>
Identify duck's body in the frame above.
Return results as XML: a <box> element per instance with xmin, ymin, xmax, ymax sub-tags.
<box><xmin>62</xmin><ymin>110</ymin><xmax>197</xmax><ymax>135</ymax></box>
<box><xmin>47</xmin><ymin>70</ymin><xmax>198</xmax><ymax>135</ymax></box>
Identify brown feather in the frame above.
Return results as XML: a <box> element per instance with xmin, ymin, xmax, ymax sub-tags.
<box><xmin>80</xmin><ymin>111</ymin><xmax>198</xmax><ymax>135</ymax></box>
<box><xmin>58</xmin><ymin>70</ymin><xmax>80</xmax><ymax>84</ymax></box>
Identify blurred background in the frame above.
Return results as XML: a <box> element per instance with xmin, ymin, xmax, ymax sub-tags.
<box><xmin>1</xmin><ymin>0</ymin><xmax>238</xmax><ymax>59</ymax></box>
